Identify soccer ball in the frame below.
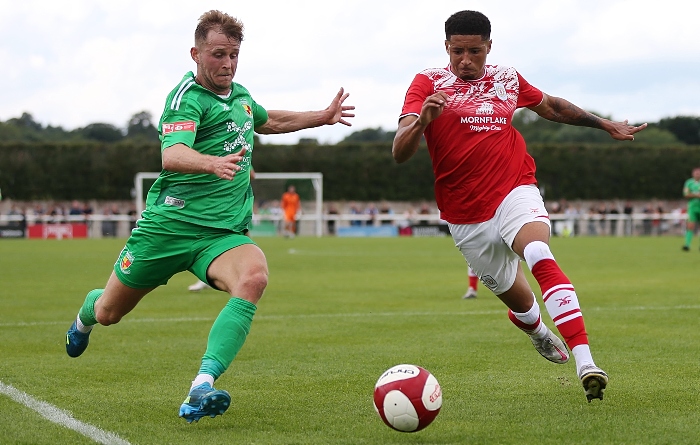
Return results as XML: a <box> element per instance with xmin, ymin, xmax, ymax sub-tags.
<box><xmin>373</xmin><ymin>364</ymin><xmax>442</xmax><ymax>432</ymax></box>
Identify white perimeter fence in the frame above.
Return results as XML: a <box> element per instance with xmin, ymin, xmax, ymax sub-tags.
<box><xmin>0</xmin><ymin>211</ymin><xmax>691</xmax><ymax>238</ymax></box>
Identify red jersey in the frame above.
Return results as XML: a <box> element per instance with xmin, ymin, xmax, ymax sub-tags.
<box><xmin>400</xmin><ymin>64</ymin><xmax>544</xmax><ymax>224</ymax></box>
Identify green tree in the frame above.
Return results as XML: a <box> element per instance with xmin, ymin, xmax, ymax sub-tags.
<box><xmin>342</xmin><ymin>127</ymin><xmax>396</xmax><ymax>143</ymax></box>
<box><xmin>126</xmin><ymin>111</ymin><xmax>159</xmax><ymax>142</ymax></box>
<box><xmin>76</xmin><ymin>123</ymin><xmax>124</xmax><ymax>143</ymax></box>
<box><xmin>0</xmin><ymin>112</ymin><xmax>79</xmax><ymax>142</ymax></box>
<box><xmin>632</xmin><ymin>125</ymin><xmax>681</xmax><ymax>145</ymax></box>
<box><xmin>8</xmin><ymin>112</ymin><xmax>42</xmax><ymax>132</ymax></box>
<box><xmin>657</xmin><ymin>116</ymin><xmax>700</xmax><ymax>145</ymax></box>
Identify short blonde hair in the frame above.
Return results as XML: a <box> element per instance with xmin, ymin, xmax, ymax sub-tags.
<box><xmin>194</xmin><ymin>10</ymin><xmax>244</xmax><ymax>46</ymax></box>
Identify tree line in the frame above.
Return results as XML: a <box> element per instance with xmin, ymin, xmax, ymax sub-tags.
<box><xmin>2</xmin><ymin>110</ymin><xmax>700</xmax><ymax>146</ymax></box>
<box><xmin>0</xmin><ymin>111</ymin><xmax>699</xmax><ymax>202</ymax></box>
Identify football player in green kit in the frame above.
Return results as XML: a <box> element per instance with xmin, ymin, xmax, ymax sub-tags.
<box><xmin>65</xmin><ymin>10</ymin><xmax>354</xmax><ymax>423</ymax></box>
<box><xmin>682</xmin><ymin>167</ymin><xmax>700</xmax><ymax>251</ymax></box>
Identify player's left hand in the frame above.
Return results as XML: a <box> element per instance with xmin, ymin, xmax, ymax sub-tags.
<box><xmin>325</xmin><ymin>87</ymin><xmax>355</xmax><ymax>126</ymax></box>
<box><xmin>607</xmin><ymin>120</ymin><xmax>648</xmax><ymax>141</ymax></box>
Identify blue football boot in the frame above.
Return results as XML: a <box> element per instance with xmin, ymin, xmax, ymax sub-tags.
<box><xmin>179</xmin><ymin>383</ymin><xmax>231</xmax><ymax>423</ymax></box>
<box><xmin>65</xmin><ymin>320</ymin><xmax>91</xmax><ymax>358</ymax></box>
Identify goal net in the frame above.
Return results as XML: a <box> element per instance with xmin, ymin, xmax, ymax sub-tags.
<box><xmin>134</xmin><ymin>172</ymin><xmax>324</xmax><ymax>237</ymax></box>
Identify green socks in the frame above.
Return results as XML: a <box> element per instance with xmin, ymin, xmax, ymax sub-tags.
<box><xmin>199</xmin><ymin>298</ymin><xmax>257</xmax><ymax>379</ymax></box>
<box><xmin>77</xmin><ymin>291</ymin><xmax>257</xmax><ymax>381</ymax></box>
<box><xmin>685</xmin><ymin>230</ymin><xmax>693</xmax><ymax>248</ymax></box>
<box><xmin>78</xmin><ymin>289</ymin><xmax>104</xmax><ymax>326</ymax></box>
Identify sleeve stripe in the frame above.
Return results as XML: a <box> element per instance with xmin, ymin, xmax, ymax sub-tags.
<box><xmin>171</xmin><ymin>79</ymin><xmax>195</xmax><ymax>111</ymax></box>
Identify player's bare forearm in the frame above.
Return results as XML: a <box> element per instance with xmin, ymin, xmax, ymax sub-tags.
<box><xmin>162</xmin><ymin>143</ymin><xmax>246</xmax><ymax>180</ymax></box>
<box><xmin>392</xmin><ymin>116</ymin><xmax>425</xmax><ymax>163</ymax></box>
<box><xmin>393</xmin><ymin>93</ymin><xmax>446</xmax><ymax>163</ymax></box>
<box><xmin>162</xmin><ymin>144</ymin><xmax>211</xmax><ymax>173</ymax></box>
<box><xmin>257</xmin><ymin>88</ymin><xmax>354</xmax><ymax>135</ymax></box>
<box><xmin>256</xmin><ymin>110</ymin><xmax>327</xmax><ymax>134</ymax></box>
<box><xmin>530</xmin><ymin>93</ymin><xmax>647</xmax><ymax>141</ymax></box>
<box><xmin>531</xmin><ymin>95</ymin><xmax>603</xmax><ymax>129</ymax></box>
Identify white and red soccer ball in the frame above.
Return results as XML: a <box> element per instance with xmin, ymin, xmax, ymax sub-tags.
<box><xmin>373</xmin><ymin>364</ymin><xmax>442</xmax><ymax>432</ymax></box>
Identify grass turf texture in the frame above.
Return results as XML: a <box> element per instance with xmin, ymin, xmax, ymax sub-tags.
<box><xmin>0</xmin><ymin>236</ymin><xmax>699</xmax><ymax>444</ymax></box>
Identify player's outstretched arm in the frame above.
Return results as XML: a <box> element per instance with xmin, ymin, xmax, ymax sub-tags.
<box><xmin>529</xmin><ymin>93</ymin><xmax>648</xmax><ymax>141</ymax></box>
<box><xmin>256</xmin><ymin>88</ymin><xmax>355</xmax><ymax>135</ymax></box>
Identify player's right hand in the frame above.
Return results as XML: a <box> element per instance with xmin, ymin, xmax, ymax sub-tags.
<box><xmin>418</xmin><ymin>92</ymin><xmax>449</xmax><ymax>126</ymax></box>
<box><xmin>212</xmin><ymin>147</ymin><xmax>247</xmax><ymax>180</ymax></box>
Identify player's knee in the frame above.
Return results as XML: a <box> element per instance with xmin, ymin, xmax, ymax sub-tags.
<box><xmin>523</xmin><ymin>240</ymin><xmax>554</xmax><ymax>270</ymax></box>
<box><xmin>239</xmin><ymin>267</ymin><xmax>269</xmax><ymax>297</ymax></box>
<box><xmin>94</xmin><ymin>305</ymin><xmax>123</xmax><ymax>326</ymax></box>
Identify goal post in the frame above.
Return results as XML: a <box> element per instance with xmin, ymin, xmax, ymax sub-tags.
<box><xmin>134</xmin><ymin>172</ymin><xmax>324</xmax><ymax>237</ymax></box>
<box><xmin>253</xmin><ymin>172</ymin><xmax>324</xmax><ymax>237</ymax></box>
<box><xmin>134</xmin><ymin>172</ymin><xmax>159</xmax><ymax>217</ymax></box>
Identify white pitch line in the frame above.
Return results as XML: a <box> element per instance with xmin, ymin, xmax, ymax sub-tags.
<box><xmin>1</xmin><ymin>305</ymin><xmax>699</xmax><ymax>328</ymax></box>
<box><xmin>0</xmin><ymin>311</ymin><xmax>502</xmax><ymax>328</ymax></box>
<box><xmin>0</xmin><ymin>381</ymin><xmax>131</xmax><ymax>445</ymax></box>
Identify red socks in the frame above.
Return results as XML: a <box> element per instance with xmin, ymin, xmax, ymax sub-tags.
<box><xmin>523</xmin><ymin>241</ymin><xmax>589</xmax><ymax>349</ymax></box>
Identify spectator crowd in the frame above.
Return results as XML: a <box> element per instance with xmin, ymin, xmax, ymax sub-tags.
<box><xmin>0</xmin><ymin>198</ymin><xmax>691</xmax><ymax>238</ymax></box>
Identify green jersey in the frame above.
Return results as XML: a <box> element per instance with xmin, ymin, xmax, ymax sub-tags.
<box><xmin>684</xmin><ymin>178</ymin><xmax>700</xmax><ymax>208</ymax></box>
<box><xmin>147</xmin><ymin>72</ymin><xmax>268</xmax><ymax>231</ymax></box>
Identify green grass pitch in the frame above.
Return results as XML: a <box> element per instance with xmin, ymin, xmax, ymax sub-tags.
<box><xmin>1</xmin><ymin>235</ymin><xmax>699</xmax><ymax>444</ymax></box>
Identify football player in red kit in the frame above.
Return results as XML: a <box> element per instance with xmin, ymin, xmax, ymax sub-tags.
<box><xmin>393</xmin><ymin>10</ymin><xmax>646</xmax><ymax>401</ymax></box>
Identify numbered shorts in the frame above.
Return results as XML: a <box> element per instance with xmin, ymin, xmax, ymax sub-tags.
<box><xmin>114</xmin><ymin>213</ymin><xmax>255</xmax><ymax>289</ymax></box>
<box><xmin>448</xmin><ymin>185</ymin><xmax>550</xmax><ymax>295</ymax></box>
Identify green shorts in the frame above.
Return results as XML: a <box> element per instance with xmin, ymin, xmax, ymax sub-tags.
<box><xmin>688</xmin><ymin>203</ymin><xmax>700</xmax><ymax>224</ymax></box>
<box><xmin>114</xmin><ymin>211</ymin><xmax>256</xmax><ymax>289</ymax></box>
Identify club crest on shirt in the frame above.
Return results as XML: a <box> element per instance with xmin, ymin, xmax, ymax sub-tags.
<box><xmin>493</xmin><ymin>82</ymin><xmax>507</xmax><ymax>101</ymax></box>
<box><xmin>239</xmin><ymin>99</ymin><xmax>253</xmax><ymax>117</ymax></box>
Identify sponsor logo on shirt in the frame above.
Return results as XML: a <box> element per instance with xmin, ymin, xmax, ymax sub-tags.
<box><xmin>226</xmin><ymin>120</ymin><xmax>252</xmax><ymax>134</ymax></box>
<box><xmin>164</xmin><ymin>196</ymin><xmax>185</xmax><ymax>208</ymax></box>
<box><xmin>162</xmin><ymin>121</ymin><xmax>196</xmax><ymax>134</ymax></box>
<box><xmin>475</xmin><ymin>102</ymin><xmax>494</xmax><ymax>115</ymax></box>
<box><xmin>224</xmin><ymin>121</ymin><xmax>253</xmax><ymax>154</ymax></box>
<box><xmin>460</xmin><ymin>116</ymin><xmax>507</xmax><ymax>124</ymax></box>
<box><xmin>460</xmin><ymin>115</ymin><xmax>507</xmax><ymax>132</ymax></box>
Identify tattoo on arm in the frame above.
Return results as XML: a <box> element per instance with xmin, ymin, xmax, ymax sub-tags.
<box><xmin>545</xmin><ymin>96</ymin><xmax>603</xmax><ymax>129</ymax></box>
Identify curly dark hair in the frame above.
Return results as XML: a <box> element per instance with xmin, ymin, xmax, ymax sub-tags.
<box><xmin>445</xmin><ymin>10</ymin><xmax>491</xmax><ymax>40</ymax></box>
<box><xmin>195</xmin><ymin>10</ymin><xmax>244</xmax><ymax>46</ymax></box>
